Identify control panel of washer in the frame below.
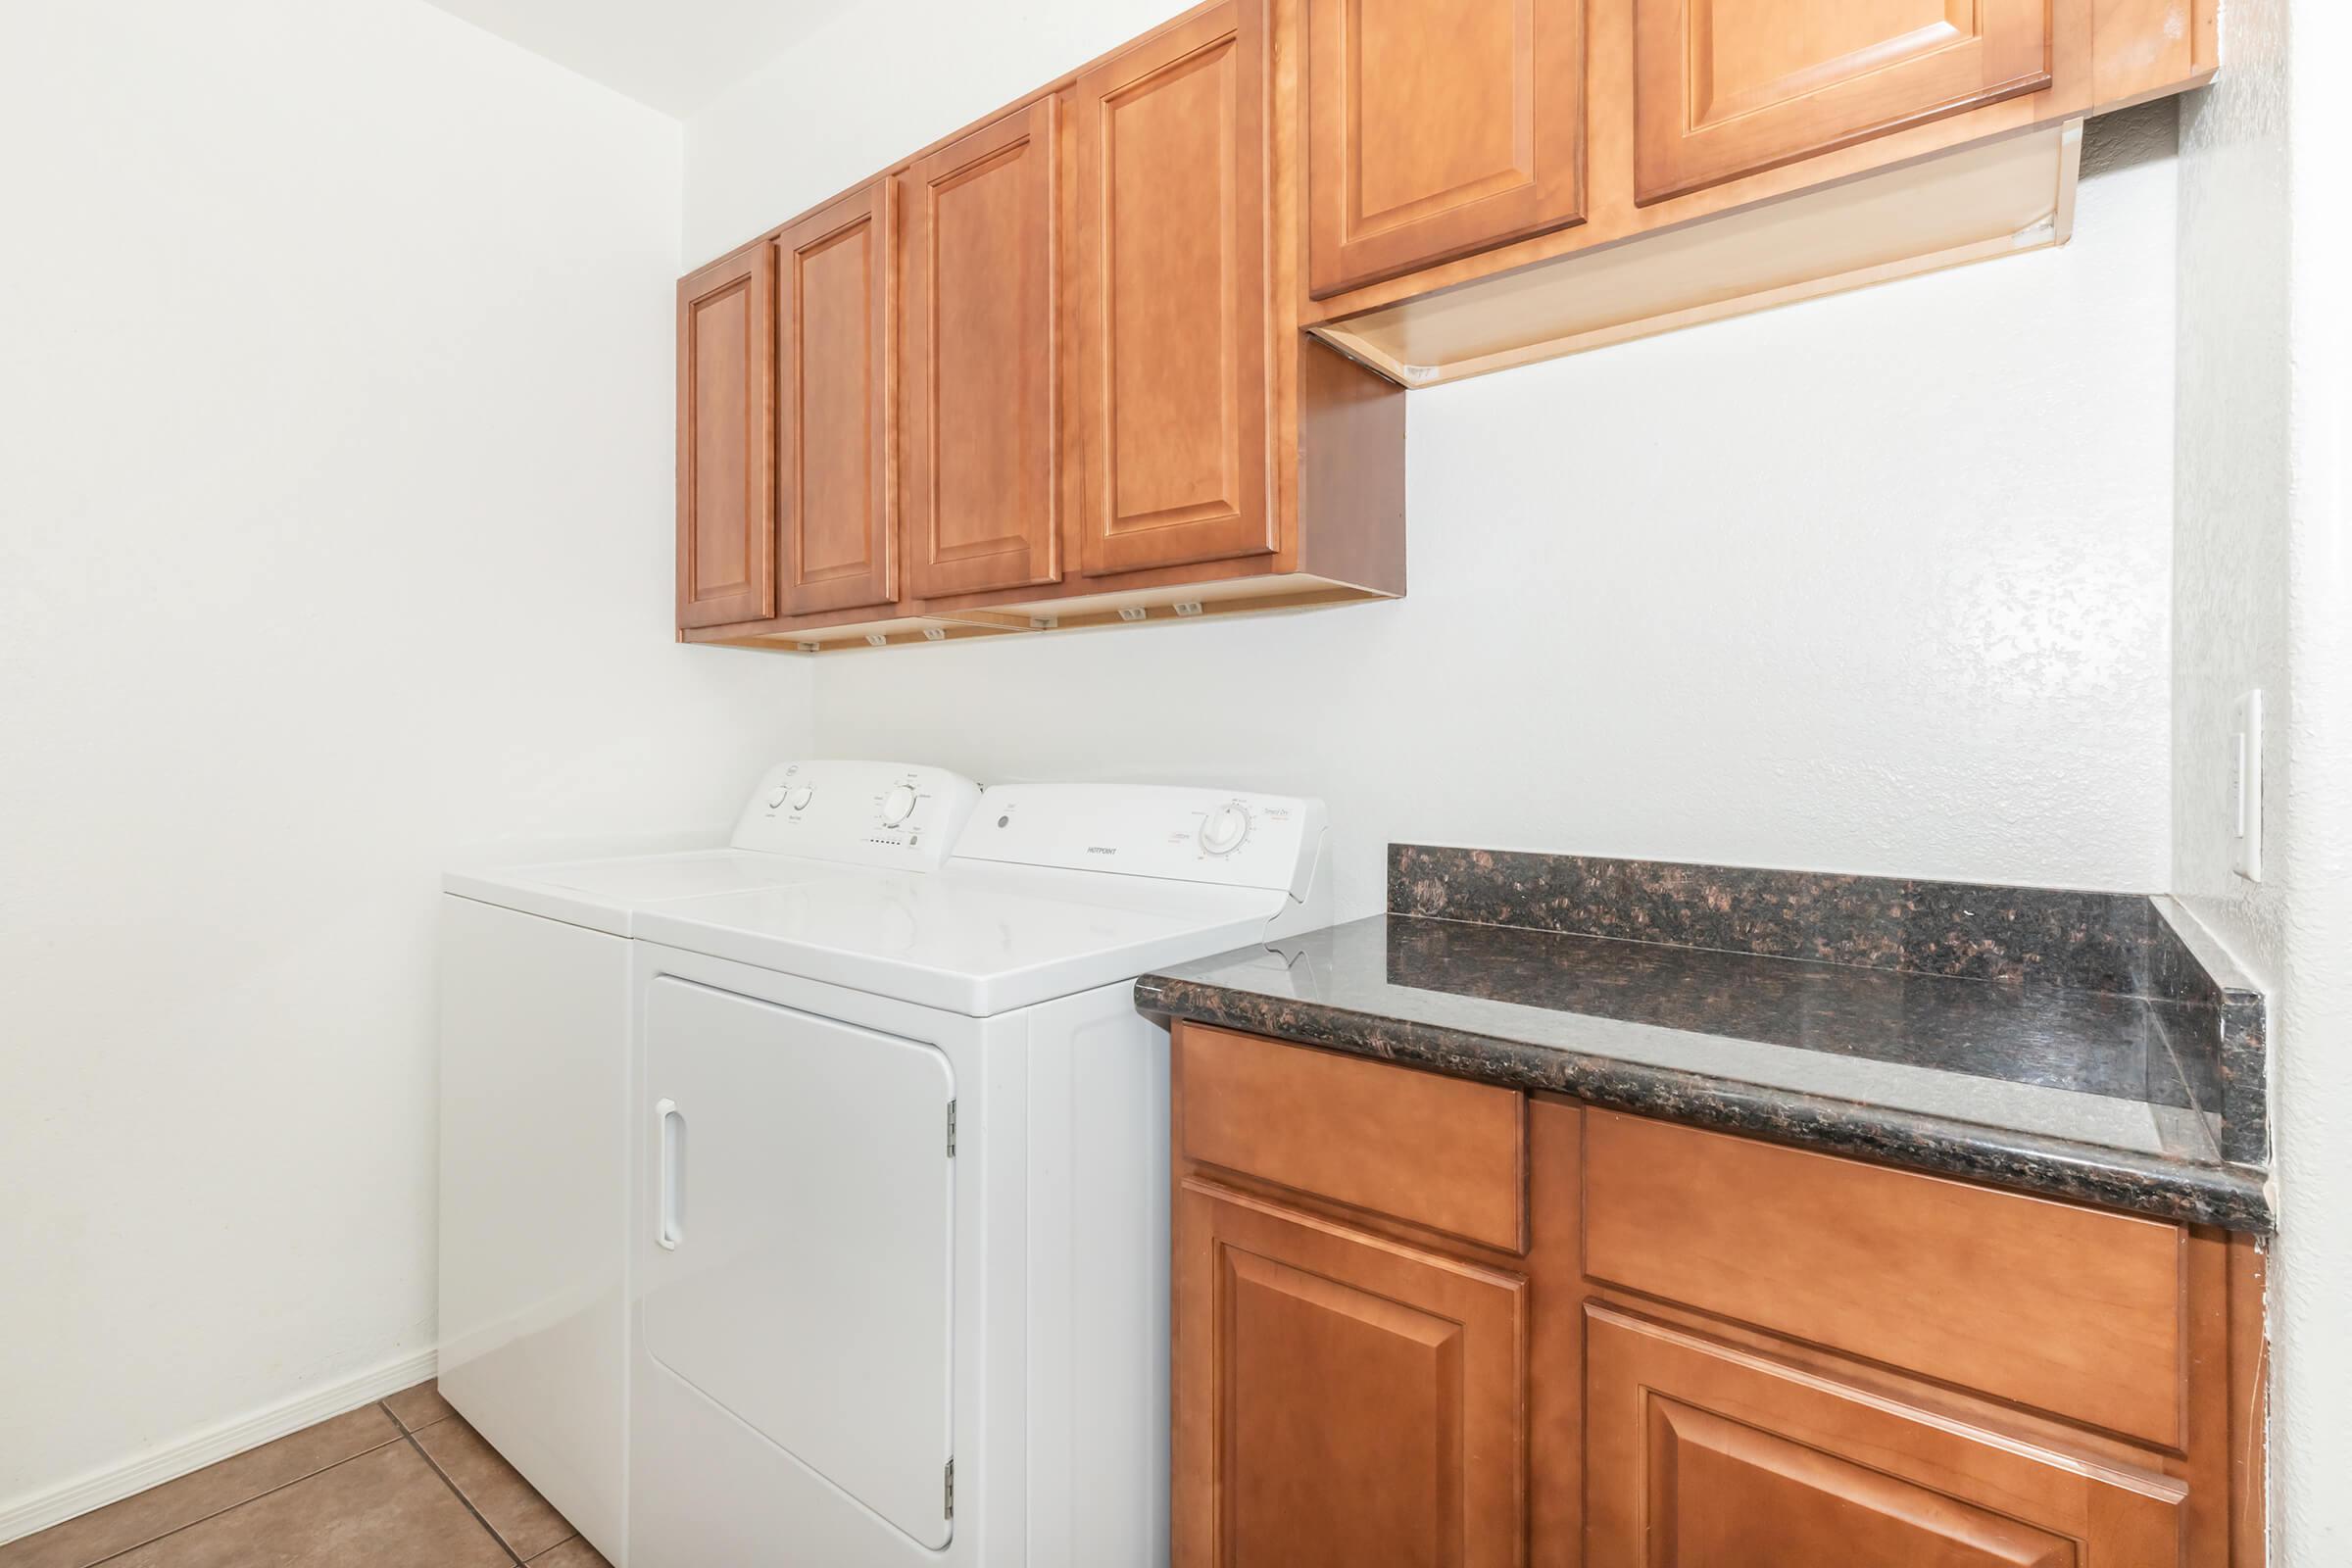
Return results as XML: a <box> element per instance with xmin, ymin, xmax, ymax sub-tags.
<box><xmin>729</xmin><ymin>760</ymin><xmax>981</xmax><ymax>870</ymax></box>
<box><xmin>951</xmin><ymin>783</ymin><xmax>1326</xmax><ymax>899</ymax></box>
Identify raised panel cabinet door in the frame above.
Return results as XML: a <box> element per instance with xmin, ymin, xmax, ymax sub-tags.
<box><xmin>1633</xmin><ymin>0</ymin><xmax>2056</xmax><ymax>205</ymax></box>
<box><xmin>776</xmin><ymin>180</ymin><xmax>896</xmax><ymax>615</ymax></box>
<box><xmin>676</xmin><ymin>248</ymin><xmax>776</xmax><ymax>629</ymax></box>
<box><xmin>903</xmin><ymin>98</ymin><xmax>1062</xmax><ymax>600</ymax></box>
<box><xmin>1173</xmin><ymin>1180</ymin><xmax>1525</xmax><ymax>1568</ymax></box>
<box><xmin>1584</xmin><ymin>1307</ymin><xmax>2186</xmax><ymax>1568</ymax></box>
<box><xmin>1307</xmin><ymin>0</ymin><xmax>1586</xmax><ymax>297</ymax></box>
<box><xmin>1074</xmin><ymin>0</ymin><xmax>1275</xmax><ymax>579</ymax></box>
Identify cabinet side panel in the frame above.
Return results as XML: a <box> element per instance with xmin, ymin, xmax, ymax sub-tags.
<box><xmin>1293</xmin><ymin>335</ymin><xmax>1405</xmax><ymax>593</ymax></box>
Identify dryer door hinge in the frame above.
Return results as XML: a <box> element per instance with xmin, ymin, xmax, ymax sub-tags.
<box><xmin>947</xmin><ymin>1101</ymin><xmax>957</xmax><ymax>1157</ymax></box>
<box><xmin>945</xmin><ymin>1456</ymin><xmax>956</xmax><ymax>1519</ymax></box>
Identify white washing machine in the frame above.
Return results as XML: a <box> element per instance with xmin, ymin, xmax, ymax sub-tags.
<box><xmin>624</xmin><ymin>784</ymin><xmax>1329</xmax><ymax>1567</ymax></box>
<box><xmin>437</xmin><ymin>761</ymin><xmax>981</xmax><ymax>1563</ymax></box>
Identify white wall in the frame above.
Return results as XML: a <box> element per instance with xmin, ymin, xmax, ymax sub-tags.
<box><xmin>686</xmin><ymin>1</ymin><xmax>1169</xmax><ymax>260</ymax></box>
<box><xmin>0</xmin><ymin>0</ymin><xmax>811</xmax><ymax>1528</ymax></box>
<box><xmin>2177</xmin><ymin>0</ymin><xmax>2352</xmax><ymax>1559</ymax></box>
<box><xmin>2174</xmin><ymin>0</ymin><xmax>2292</xmax><ymax>974</ymax></box>
<box><xmin>2269</xmin><ymin>12</ymin><xmax>2352</xmax><ymax>1541</ymax></box>
<box><xmin>686</xmin><ymin>12</ymin><xmax>2180</xmax><ymax>919</ymax></box>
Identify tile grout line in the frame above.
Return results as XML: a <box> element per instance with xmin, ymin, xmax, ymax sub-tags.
<box><xmin>399</xmin><ymin>1419</ymin><xmax>527</xmax><ymax>1568</ymax></box>
<box><xmin>74</xmin><ymin>1417</ymin><xmax>413</xmax><ymax>1568</ymax></box>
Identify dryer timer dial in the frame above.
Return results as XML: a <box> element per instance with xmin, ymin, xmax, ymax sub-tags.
<box><xmin>1199</xmin><ymin>804</ymin><xmax>1250</xmax><ymax>856</ymax></box>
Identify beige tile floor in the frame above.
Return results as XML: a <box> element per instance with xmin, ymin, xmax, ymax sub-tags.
<box><xmin>0</xmin><ymin>1383</ymin><xmax>609</xmax><ymax>1568</ymax></box>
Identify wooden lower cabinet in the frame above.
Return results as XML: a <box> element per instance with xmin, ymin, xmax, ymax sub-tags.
<box><xmin>1173</xmin><ymin>1179</ymin><xmax>1526</xmax><ymax>1567</ymax></box>
<box><xmin>1168</xmin><ymin>1025</ymin><xmax>2265</xmax><ymax>1568</ymax></box>
<box><xmin>1584</xmin><ymin>1307</ymin><xmax>2184</xmax><ymax>1567</ymax></box>
<box><xmin>1581</xmin><ymin>1108</ymin><xmax>2188</xmax><ymax>1447</ymax></box>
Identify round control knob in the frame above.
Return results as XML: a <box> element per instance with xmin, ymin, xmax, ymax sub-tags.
<box><xmin>1199</xmin><ymin>803</ymin><xmax>1250</xmax><ymax>856</ymax></box>
<box><xmin>766</xmin><ymin>785</ymin><xmax>789</xmax><ymax>809</ymax></box>
<box><xmin>786</xmin><ymin>785</ymin><xmax>815</xmax><ymax>811</ymax></box>
<box><xmin>879</xmin><ymin>784</ymin><xmax>919</xmax><ymax>827</ymax></box>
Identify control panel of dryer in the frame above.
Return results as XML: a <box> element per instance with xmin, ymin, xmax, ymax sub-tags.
<box><xmin>951</xmin><ymin>783</ymin><xmax>1327</xmax><ymax>901</ymax></box>
<box><xmin>730</xmin><ymin>761</ymin><xmax>981</xmax><ymax>871</ymax></box>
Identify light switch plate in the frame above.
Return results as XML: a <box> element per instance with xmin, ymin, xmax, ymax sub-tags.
<box><xmin>2233</xmin><ymin>689</ymin><xmax>2265</xmax><ymax>881</ymax></box>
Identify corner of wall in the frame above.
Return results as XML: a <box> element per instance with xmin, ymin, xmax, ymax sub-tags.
<box><xmin>2170</xmin><ymin>0</ymin><xmax>2292</xmax><ymax>988</ymax></box>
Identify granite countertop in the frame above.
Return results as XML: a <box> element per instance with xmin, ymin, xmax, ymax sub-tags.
<box><xmin>1136</xmin><ymin>850</ymin><xmax>2274</xmax><ymax>1235</ymax></box>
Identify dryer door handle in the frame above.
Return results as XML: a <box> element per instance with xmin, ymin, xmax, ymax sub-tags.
<box><xmin>656</xmin><ymin>1098</ymin><xmax>686</xmax><ymax>1250</ymax></box>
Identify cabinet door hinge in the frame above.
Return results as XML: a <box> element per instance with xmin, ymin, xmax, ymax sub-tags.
<box><xmin>947</xmin><ymin>1101</ymin><xmax>957</xmax><ymax>1157</ymax></box>
<box><xmin>945</xmin><ymin>1456</ymin><xmax>956</xmax><ymax>1519</ymax></box>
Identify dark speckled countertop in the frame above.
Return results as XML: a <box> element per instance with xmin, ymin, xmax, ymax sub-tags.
<box><xmin>1135</xmin><ymin>849</ymin><xmax>2274</xmax><ymax>1234</ymax></box>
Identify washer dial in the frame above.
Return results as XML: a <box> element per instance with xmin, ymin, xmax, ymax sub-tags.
<box><xmin>879</xmin><ymin>784</ymin><xmax>919</xmax><ymax>827</ymax></box>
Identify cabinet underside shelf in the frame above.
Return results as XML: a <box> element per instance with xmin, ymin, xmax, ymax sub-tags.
<box><xmin>683</xmin><ymin>572</ymin><xmax>1395</xmax><ymax>653</ymax></box>
<box><xmin>1313</xmin><ymin>121</ymin><xmax>2084</xmax><ymax>388</ymax></box>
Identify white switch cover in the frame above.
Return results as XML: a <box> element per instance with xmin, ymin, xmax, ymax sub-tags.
<box><xmin>2232</xmin><ymin>689</ymin><xmax>2265</xmax><ymax>881</ymax></box>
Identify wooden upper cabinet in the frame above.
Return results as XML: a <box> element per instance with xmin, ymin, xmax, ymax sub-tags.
<box><xmin>676</xmin><ymin>249</ymin><xmax>776</xmax><ymax>629</ymax></box>
<box><xmin>1074</xmin><ymin>0</ymin><xmax>1274</xmax><ymax>579</ymax></box>
<box><xmin>1306</xmin><ymin>0</ymin><xmax>1586</xmax><ymax>298</ymax></box>
<box><xmin>1584</xmin><ymin>1307</ymin><xmax>2187</xmax><ymax>1567</ymax></box>
<box><xmin>1174</xmin><ymin>1180</ymin><xmax>1525</xmax><ymax>1568</ymax></box>
<box><xmin>776</xmin><ymin>180</ymin><xmax>897</xmax><ymax>615</ymax></box>
<box><xmin>1633</xmin><ymin>0</ymin><xmax>2057</xmax><ymax>205</ymax></box>
<box><xmin>903</xmin><ymin>99</ymin><xmax>1064</xmax><ymax>601</ymax></box>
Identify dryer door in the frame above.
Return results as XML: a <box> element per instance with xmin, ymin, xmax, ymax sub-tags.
<box><xmin>641</xmin><ymin>976</ymin><xmax>956</xmax><ymax>1548</ymax></box>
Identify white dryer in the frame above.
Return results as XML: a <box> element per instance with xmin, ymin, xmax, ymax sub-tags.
<box><xmin>437</xmin><ymin>760</ymin><xmax>980</xmax><ymax>1563</ymax></box>
<box><xmin>624</xmin><ymin>784</ymin><xmax>1329</xmax><ymax>1567</ymax></box>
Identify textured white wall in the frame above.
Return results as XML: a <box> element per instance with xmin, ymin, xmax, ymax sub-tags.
<box><xmin>2175</xmin><ymin>0</ymin><xmax>2292</xmax><ymax>978</ymax></box>
<box><xmin>2269</xmin><ymin>28</ymin><xmax>2352</xmax><ymax>1541</ymax></box>
<box><xmin>2177</xmin><ymin>0</ymin><xmax>2352</xmax><ymax>1560</ymax></box>
<box><xmin>686</xmin><ymin>25</ymin><xmax>2180</xmax><ymax>917</ymax></box>
<box><xmin>0</xmin><ymin>0</ymin><xmax>810</xmax><ymax>1527</ymax></box>
<box><xmin>686</xmin><ymin>0</ymin><xmax>1171</xmax><ymax>260</ymax></box>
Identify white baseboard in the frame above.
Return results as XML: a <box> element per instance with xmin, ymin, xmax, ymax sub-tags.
<box><xmin>0</xmin><ymin>1346</ymin><xmax>439</xmax><ymax>1546</ymax></box>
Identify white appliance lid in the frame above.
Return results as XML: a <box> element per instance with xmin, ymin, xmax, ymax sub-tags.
<box><xmin>634</xmin><ymin>861</ymin><xmax>1291</xmax><ymax>1017</ymax></box>
<box><xmin>440</xmin><ymin>760</ymin><xmax>983</xmax><ymax>933</ymax></box>
<box><xmin>442</xmin><ymin>849</ymin><xmax>857</xmax><ymax>936</ymax></box>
